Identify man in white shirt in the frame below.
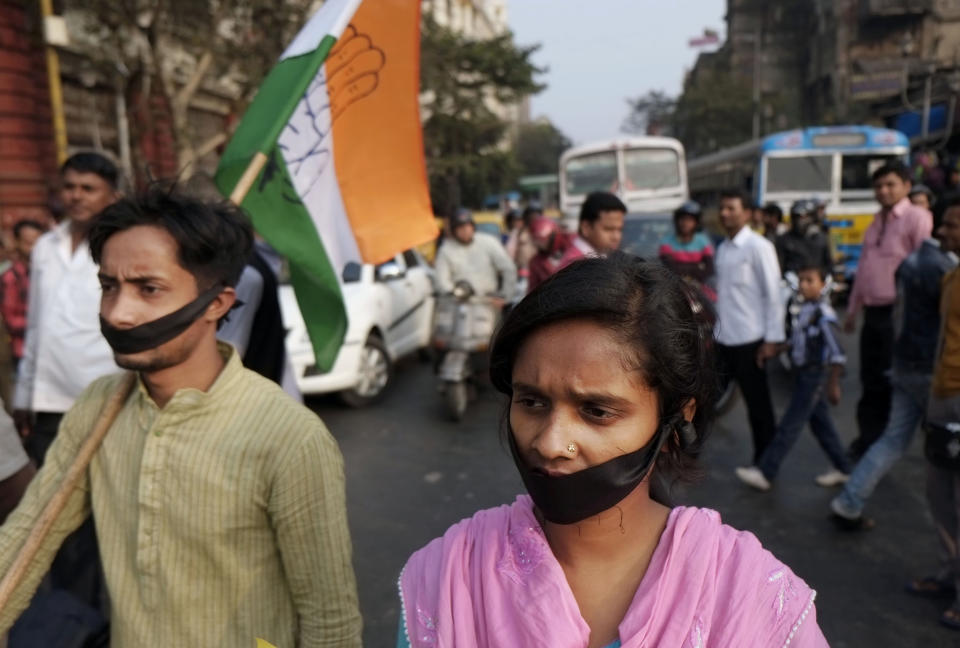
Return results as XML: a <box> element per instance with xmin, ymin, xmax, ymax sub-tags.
<box><xmin>715</xmin><ymin>189</ymin><xmax>785</xmax><ymax>463</ymax></box>
<box><xmin>11</xmin><ymin>152</ymin><xmax>120</xmax><ymax>615</ymax></box>
<box><xmin>14</xmin><ymin>153</ymin><xmax>120</xmax><ymax>458</ymax></box>
<box><xmin>435</xmin><ymin>209</ymin><xmax>517</xmax><ymax>303</ymax></box>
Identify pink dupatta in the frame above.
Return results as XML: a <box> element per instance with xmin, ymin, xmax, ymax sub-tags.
<box><xmin>400</xmin><ymin>495</ymin><xmax>828</xmax><ymax>647</ymax></box>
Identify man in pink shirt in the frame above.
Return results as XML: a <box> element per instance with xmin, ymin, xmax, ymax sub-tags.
<box><xmin>557</xmin><ymin>191</ymin><xmax>625</xmax><ymax>269</ymax></box>
<box><xmin>844</xmin><ymin>161</ymin><xmax>932</xmax><ymax>458</ymax></box>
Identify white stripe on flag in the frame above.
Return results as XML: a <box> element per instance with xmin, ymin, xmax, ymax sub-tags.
<box><xmin>278</xmin><ymin>65</ymin><xmax>361</xmax><ymax>277</ymax></box>
<box><xmin>281</xmin><ymin>0</ymin><xmax>364</xmax><ymax>61</ymax></box>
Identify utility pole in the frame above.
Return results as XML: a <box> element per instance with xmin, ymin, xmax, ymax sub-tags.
<box><xmin>752</xmin><ymin>24</ymin><xmax>761</xmax><ymax>140</ymax></box>
<box><xmin>39</xmin><ymin>0</ymin><xmax>68</xmax><ymax>163</ymax></box>
<box><xmin>921</xmin><ymin>65</ymin><xmax>934</xmax><ymax>142</ymax></box>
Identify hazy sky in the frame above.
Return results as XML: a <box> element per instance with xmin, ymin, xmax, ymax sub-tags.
<box><xmin>509</xmin><ymin>0</ymin><xmax>726</xmax><ymax>145</ymax></box>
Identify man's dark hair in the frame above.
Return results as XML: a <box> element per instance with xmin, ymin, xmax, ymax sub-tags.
<box><xmin>13</xmin><ymin>220</ymin><xmax>45</xmax><ymax>240</ymax></box>
<box><xmin>719</xmin><ymin>188</ymin><xmax>748</xmax><ymax>207</ymax></box>
<box><xmin>61</xmin><ymin>152</ymin><xmax>119</xmax><ymax>189</ymax></box>
<box><xmin>579</xmin><ymin>191</ymin><xmax>627</xmax><ymax>225</ymax></box>
<box><xmin>762</xmin><ymin>203</ymin><xmax>783</xmax><ymax>221</ymax></box>
<box><xmin>89</xmin><ymin>188</ymin><xmax>254</xmax><ymax>290</ymax></box>
<box><xmin>871</xmin><ymin>160</ymin><xmax>911</xmax><ymax>184</ymax></box>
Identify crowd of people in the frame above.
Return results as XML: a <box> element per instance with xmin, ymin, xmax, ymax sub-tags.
<box><xmin>0</xmin><ymin>148</ymin><xmax>959</xmax><ymax>645</ymax></box>
<box><xmin>468</xmin><ymin>158</ymin><xmax>960</xmax><ymax>633</ymax></box>
<box><xmin>660</xmin><ymin>160</ymin><xmax>960</xmax><ymax>632</ymax></box>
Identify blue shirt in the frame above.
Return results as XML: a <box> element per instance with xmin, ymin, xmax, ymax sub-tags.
<box><xmin>893</xmin><ymin>238</ymin><xmax>958</xmax><ymax>373</ymax></box>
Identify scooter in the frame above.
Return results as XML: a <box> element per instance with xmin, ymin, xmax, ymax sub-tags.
<box><xmin>431</xmin><ymin>280</ymin><xmax>500</xmax><ymax>421</ymax></box>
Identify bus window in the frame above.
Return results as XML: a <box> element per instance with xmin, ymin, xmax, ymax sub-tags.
<box><xmin>766</xmin><ymin>156</ymin><xmax>832</xmax><ymax>193</ymax></box>
<box><xmin>623</xmin><ymin>148</ymin><xmax>681</xmax><ymax>191</ymax></box>
<box><xmin>564</xmin><ymin>151</ymin><xmax>618</xmax><ymax>195</ymax></box>
<box><xmin>841</xmin><ymin>154</ymin><xmax>900</xmax><ymax>191</ymax></box>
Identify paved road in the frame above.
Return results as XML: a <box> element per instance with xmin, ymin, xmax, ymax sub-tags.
<box><xmin>310</xmin><ymin>345</ymin><xmax>959</xmax><ymax>647</ymax></box>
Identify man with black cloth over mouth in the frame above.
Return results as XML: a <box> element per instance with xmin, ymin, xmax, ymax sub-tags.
<box><xmin>0</xmin><ymin>189</ymin><xmax>362</xmax><ymax>647</ymax></box>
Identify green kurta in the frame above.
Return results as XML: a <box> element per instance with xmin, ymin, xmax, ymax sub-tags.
<box><xmin>0</xmin><ymin>344</ymin><xmax>362</xmax><ymax>647</ymax></box>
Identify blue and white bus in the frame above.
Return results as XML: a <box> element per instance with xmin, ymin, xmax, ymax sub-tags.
<box><xmin>687</xmin><ymin>125</ymin><xmax>910</xmax><ymax>275</ymax></box>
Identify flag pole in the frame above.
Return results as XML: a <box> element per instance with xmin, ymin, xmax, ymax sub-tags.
<box><xmin>229</xmin><ymin>151</ymin><xmax>270</xmax><ymax>205</ymax></box>
<box><xmin>0</xmin><ymin>372</ymin><xmax>136</xmax><ymax>610</ymax></box>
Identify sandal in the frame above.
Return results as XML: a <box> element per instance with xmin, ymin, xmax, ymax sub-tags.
<box><xmin>905</xmin><ymin>576</ymin><xmax>957</xmax><ymax>600</ymax></box>
<box><xmin>940</xmin><ymin>606</ymin><xmax>960</xmax><ymax>630</ymax></box>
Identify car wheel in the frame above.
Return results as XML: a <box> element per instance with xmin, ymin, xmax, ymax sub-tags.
<box><xmin>339</xmin><ymin>335</ymin><xmax>392</xmax><ymax>407</ymax></box>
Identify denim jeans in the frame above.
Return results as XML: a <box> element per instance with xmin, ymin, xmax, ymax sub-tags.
<box><xmin>834</xmin><ymin>371</ymin><xmax>931</xmax><ymax>516</ymax></box>
<box><xmin>758</xmin><ymin>366</ymin><xmax>851</xmax><ymax>480</ymax></box>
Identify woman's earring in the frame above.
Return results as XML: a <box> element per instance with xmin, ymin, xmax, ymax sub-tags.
<box><xmin>678</xmin><ymin>421</ymin><xmax>697</xmax><ymax>449</ymax></box>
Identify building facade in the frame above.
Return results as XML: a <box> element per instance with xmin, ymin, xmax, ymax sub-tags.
<box><xmin>683</xmin><ymin>0</ymin><xmax>960</xmax><ymax>151</ymax></box>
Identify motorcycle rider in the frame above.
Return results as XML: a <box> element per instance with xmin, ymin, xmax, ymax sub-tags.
<box><xmin>658</xmin><ymin>200</ymin><xmax>716</xmax><ymax>300</ymax></box>
<box><xmin>435</xmin><ymin>208</ymin><xmax>517</xmax><ymax>305</ymax></box>
<box><xmin>775</xmin><ymin>199</ymin><xmax>833</xmax><ymax>276</ymax></box>
<box><xmin>527</xmin><ymin>216</ymin><xmax>567</xmax><ymax>292</ymax></box>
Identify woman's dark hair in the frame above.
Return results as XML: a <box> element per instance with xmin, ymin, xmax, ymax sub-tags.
<box><xmin>490</xmin><ymin>253</ymin><xmax>718</xmax><ymax>488</ymax></box>
<box><xmin>89</xmin><ymin>186</ymin><xmax>253</xmax><ymax>290</ymax></box>
<box><xmin>61</xmin><ymin>152</ymin><xmax>119</xmax><ymax>189</ymax></box>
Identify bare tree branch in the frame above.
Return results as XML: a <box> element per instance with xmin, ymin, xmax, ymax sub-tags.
<box><xmin>175</xmin><ymin>49</ymin><xmax>213</xmax><ymax>112</ymax></box>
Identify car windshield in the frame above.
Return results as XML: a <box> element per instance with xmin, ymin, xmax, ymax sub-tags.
<box><xmin>765</xmin><ymin>155</ymin><xmax>832</xmax><ymax>193</ymax></box>
<box><xmin>620</xmin><ymin>213</ymin><xmax>674</xmax><ymax>260</ymax></box>
<box><xmin>563</xmin><ymin>151</ymin><xmax>618</xmax><ymax>196</ymax></box>
<box><xmin>623</xmin><ymin>148</ymin><xmax>681</xmax><ymax>191</ymax></box>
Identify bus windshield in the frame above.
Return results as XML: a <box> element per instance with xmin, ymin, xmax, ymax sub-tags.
<box><xmin>841</xmin><ymin>153</ymin><xmax>901</xmax><ymax>191</ymax></box>
<box><xmin>564</xmin><ymin>151</ymin><xmax>617</xmax><ymax>196</ymax></box>
<box><xmin>623</xmin><ymin>148</ymin><xmax>681</xmax><ymax>191</ymax></box>
<box><xmin>765</xmin><ymin>156</ymin><xmax>832</xmax><ymax>193</ymax></box>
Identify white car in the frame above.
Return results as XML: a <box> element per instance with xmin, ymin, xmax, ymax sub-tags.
<box><xmin>280</xmin><ymin>249</ymin><xmax>436</xmax><ymax>406</ymax></box>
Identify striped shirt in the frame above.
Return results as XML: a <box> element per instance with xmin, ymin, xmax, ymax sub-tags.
<box><xmin>789</xmin><ymin>300</ymin><xmax>846</xmax><ymax>369</ymax></box>
<box><xmin>658</xmin><ymin>231</ymin><xmax>715</xmax><ymax>285</ymax></box>
<box><xmin>0</xmin><ymin>344</ymin><xmax>362</xmax><ymax>647</ymax></box>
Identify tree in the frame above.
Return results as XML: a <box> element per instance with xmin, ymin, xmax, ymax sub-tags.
<box><xmin>672</xmin><ymin>69</ymin><xmax>753</xmax><ymax>157</ymax></box>
<box><xmin>420</xmin><ymin>16</ymin><xmax>545</xmax><ymax>215</ymax></box>
<box><xmin>621</xmin><ymin>90</ymin><xmax>677</xmax><ymax>136</ymax></box>
<box><xmin>513</xmin><ymin>120</ymin><xmax>571</xmax><ymax>177</ymax></box>
<box><xmin>70</xmin><ymin>0</ymin><xmax>313</xmax><ymax>182</ymax></box>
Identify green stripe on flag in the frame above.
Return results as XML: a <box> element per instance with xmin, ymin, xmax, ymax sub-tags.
<box><xmin>215</xmin><ymin>35</ymin><xmax>346</xmax><ymax>372</ymax></box>
<box><xmin>217</xmin><ymin>143</ymin><xmax>347</xmax><ymax>371</ymax></box>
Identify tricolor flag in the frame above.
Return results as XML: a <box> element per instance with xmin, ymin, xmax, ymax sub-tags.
<box><xmin>215</xmin><ymin>0</ymin><xmax>438</xmax><ymax>371</ymax></box>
